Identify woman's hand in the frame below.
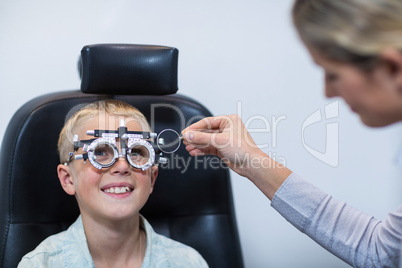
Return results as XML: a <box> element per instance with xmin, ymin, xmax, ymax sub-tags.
<box><xmin>182</xmin><ymin>114</ymin><xmax>292</xmax><ymax>199</ymax></box>
<box><xmin>182</xmin><ymin>114</ymin><xmax>259</xmax><ymax>177</ymax></box>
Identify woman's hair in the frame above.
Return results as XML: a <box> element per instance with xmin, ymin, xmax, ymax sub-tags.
<box><xmin>292</xmin><ymin>0</ymin><xmax>402</xmax><ymax>70</ymax></box>
<box><xmin>58</xmin><ymin>99</ymin><xmax>151</xmax><ymax>164</ymax></box>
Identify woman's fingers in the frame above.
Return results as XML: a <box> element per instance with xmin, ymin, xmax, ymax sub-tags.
<box><xmin>182</xmin><ymin>131</ymin><xmax>214</xmax><ymax>145</ymax></box>
<box><xmin>181</xmin><ymin>114</ymin><xmax>246</xmax><ymax>158</ymax></box>
<box><xmin>183</xmin><ymin>116</ymin><xmax>228</xmax><ymax>132</ymax></box>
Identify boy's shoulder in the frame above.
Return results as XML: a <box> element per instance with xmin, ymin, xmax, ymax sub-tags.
<box><xmin>152</xmin><ymin>230</ymin><xmax>201</xmax><ymax>256</ymax></box>
<box><xmin>23</xmin><ymin>229</ymin><xmax>65</xmax><ymax>257</ymax></box>
<box><xmin>142</xmin><ymin>216</ymin><xmax>209</xmax><ymax>267</ymax></box>
<box><xmin>18</xmin><ymin>227</ymin><xmax>67</xmax><ymax>267</ymax></box>
<box><xmin>18</xmin><ymin>216</ymin><xmax>93</xmax><ymax>268</ymax></box>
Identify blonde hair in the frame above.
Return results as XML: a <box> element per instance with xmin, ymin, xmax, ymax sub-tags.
<box><xmin>58</xmin><ymin>99</ymin><xmax>151</xmax><ymax>164</ymax></box>
<box><xmin>292</xmin><ymin>0</ymin><xmax>402</xmax><ymax>69</ymax></box>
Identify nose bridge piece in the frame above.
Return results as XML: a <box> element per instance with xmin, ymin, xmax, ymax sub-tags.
<box><xmin>112</xmin><ymin>154</ymin><xmax>131</xmax><ymax>174</ymax></box>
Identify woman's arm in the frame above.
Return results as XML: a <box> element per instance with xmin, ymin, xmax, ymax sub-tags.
<box><xmin>183</xmin><ymin>115</ymin><xmax>402</xmax><ymax>267</ymax></box>
<box><xmin>272</xmin><ymin>173</ymin><xmax>402</xmax><ymax>267</ymax></box>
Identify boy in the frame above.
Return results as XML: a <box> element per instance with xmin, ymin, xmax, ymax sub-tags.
<box><xmin>18</xmin><ymin>100</ymin><xmax>208</xmax><ymax>267</ymax></box>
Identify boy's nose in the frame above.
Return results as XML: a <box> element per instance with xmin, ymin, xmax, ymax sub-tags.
<box><xmin>111</xmin><ymin>156</ymin><xmax>131</xmax><ymax>175</ymax></box>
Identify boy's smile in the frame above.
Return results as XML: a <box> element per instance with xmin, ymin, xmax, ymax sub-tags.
<box><xmin>102</xmin><ymin>183</ymin><xmax>133</xmax><ymax>193</ymax></box>
<box><xmin>101</xmin><ymin>183</ymin><xmax>134</xmax><ymax>198</ymax></box>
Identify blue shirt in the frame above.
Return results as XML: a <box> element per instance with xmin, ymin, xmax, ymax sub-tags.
<box><xmin>18</xmin><ymin>215</ymin><xmax>208</xmax><ymax>268</ymax></box>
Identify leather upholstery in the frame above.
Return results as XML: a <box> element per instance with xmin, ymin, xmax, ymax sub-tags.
<box><xmin>79</xmin><ymin>44</ymin><xmax>178</xmax><ymax>95</ymax></box>
<box><xmin>0</xmin><ymin>44</ymin><xmax>243</xmax><ymax>268</ymax></box>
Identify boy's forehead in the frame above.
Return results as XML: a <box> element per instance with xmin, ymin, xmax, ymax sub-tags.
<box><xmin>76</xmin><ymin>115</ymin><xmax>143</xmax><ymax>138</ymax></box>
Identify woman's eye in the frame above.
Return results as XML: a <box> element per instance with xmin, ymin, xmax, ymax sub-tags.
<box><xmin>325</xmin><ymin>72</ymin><xmax>338</xmax><ymax>82</ymax></box>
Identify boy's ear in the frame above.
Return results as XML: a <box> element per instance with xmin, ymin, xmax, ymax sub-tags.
<box><xmin>57</xmin><ymin>164</ymin><xmax>76</xmax><ymax>196</ymax></box>
<box><xmin>378</xmin><ymin>48</ymin><xmax>402</xmax><ymax>89</ymax></box>
<box><xmin>149</xmin><ymin>166</ymin><xmax>158</xmax><ymax>194</ymax></box>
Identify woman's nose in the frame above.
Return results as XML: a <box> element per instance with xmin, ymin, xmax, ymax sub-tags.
<box><xmin>325</xmin><ymin>81</ymin><xmax>340</xmax><ymax>98</ymax></box>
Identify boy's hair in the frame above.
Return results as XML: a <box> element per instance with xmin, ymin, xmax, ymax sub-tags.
<box><xmin>58</xmin><ymin>99</ymin><xmax>151</xmax><ymax>164</ymax></box>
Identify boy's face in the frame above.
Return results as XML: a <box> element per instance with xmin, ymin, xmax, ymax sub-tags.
<box><xmin>57</xmin><ymin>114</ymin><xmax>158</xmax><ymax>222</ymax></box>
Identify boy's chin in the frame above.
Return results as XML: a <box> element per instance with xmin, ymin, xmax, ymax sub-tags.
<box><xmin>100</xmin><ymin>211</ymin><xmax>141</xmax><ymax>222</ymax></box>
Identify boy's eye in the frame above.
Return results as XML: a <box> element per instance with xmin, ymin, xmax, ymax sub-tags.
<box><xmin>93</xmin><ymin>146</ymin><xmax>114</xmax><ymax>163</ymax></box>
<box><xmin>130</xmin><ymin>148</ymin><xmax>147</xmax><ymax>157</ymax></box>
<box><xmin>128</xmin><ymin>146</ymin><xmax>150</xmax><ymax>164</ymax></box>
<box><xmin>94</xmin><ymin>149</ymin><xmax>108</xmax><ymax>156</ymax></box>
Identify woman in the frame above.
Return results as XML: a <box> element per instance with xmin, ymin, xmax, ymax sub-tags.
<box><xmin>182</xmin><ymin>0</ymin><xmax>402</xmax><ymax>267</ymax></box>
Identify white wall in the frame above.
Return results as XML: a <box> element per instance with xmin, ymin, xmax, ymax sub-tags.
<box><xmin>1</xmin><ymin>1</ymin><xmax>402</xmax><ymax>267</ymax></box>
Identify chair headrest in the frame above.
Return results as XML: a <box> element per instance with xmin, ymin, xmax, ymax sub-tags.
<box><xmin>79</xmin><ymin>44</ymin><xmax>178</xmax><ymax>95</ymax></box>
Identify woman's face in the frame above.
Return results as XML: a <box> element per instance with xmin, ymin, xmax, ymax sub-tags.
<box><xmin>308</xmin><ymin>48</ymin><xmax>402</xmax><ymax>127</ymax></box>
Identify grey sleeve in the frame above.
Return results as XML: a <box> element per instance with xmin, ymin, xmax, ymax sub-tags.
<box><xmin>271</xmin><ymin>173</ymin><xmax>402</xmax><ymax>267</ymax></box>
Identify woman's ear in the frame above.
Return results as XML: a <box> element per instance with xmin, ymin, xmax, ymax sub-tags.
<box><xmin>57</xmin><ymin>164</ymin><xmax>76</xmax><ymax>195</ymax></box>
<box><xmin>378</xmin><ymin>48</ymin><xmax>402</xmax><ymax>88</ymax></box>
<box><xmin>149</xmin><ymin>166</ymin><xmax>158</xmax><ymax>194</ymax></box>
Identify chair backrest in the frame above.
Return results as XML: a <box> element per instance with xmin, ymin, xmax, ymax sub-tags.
<box><xmin>0</xmin><ymin>44</ymin><xmax>243</xmax><ymax>268</ymax></box>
